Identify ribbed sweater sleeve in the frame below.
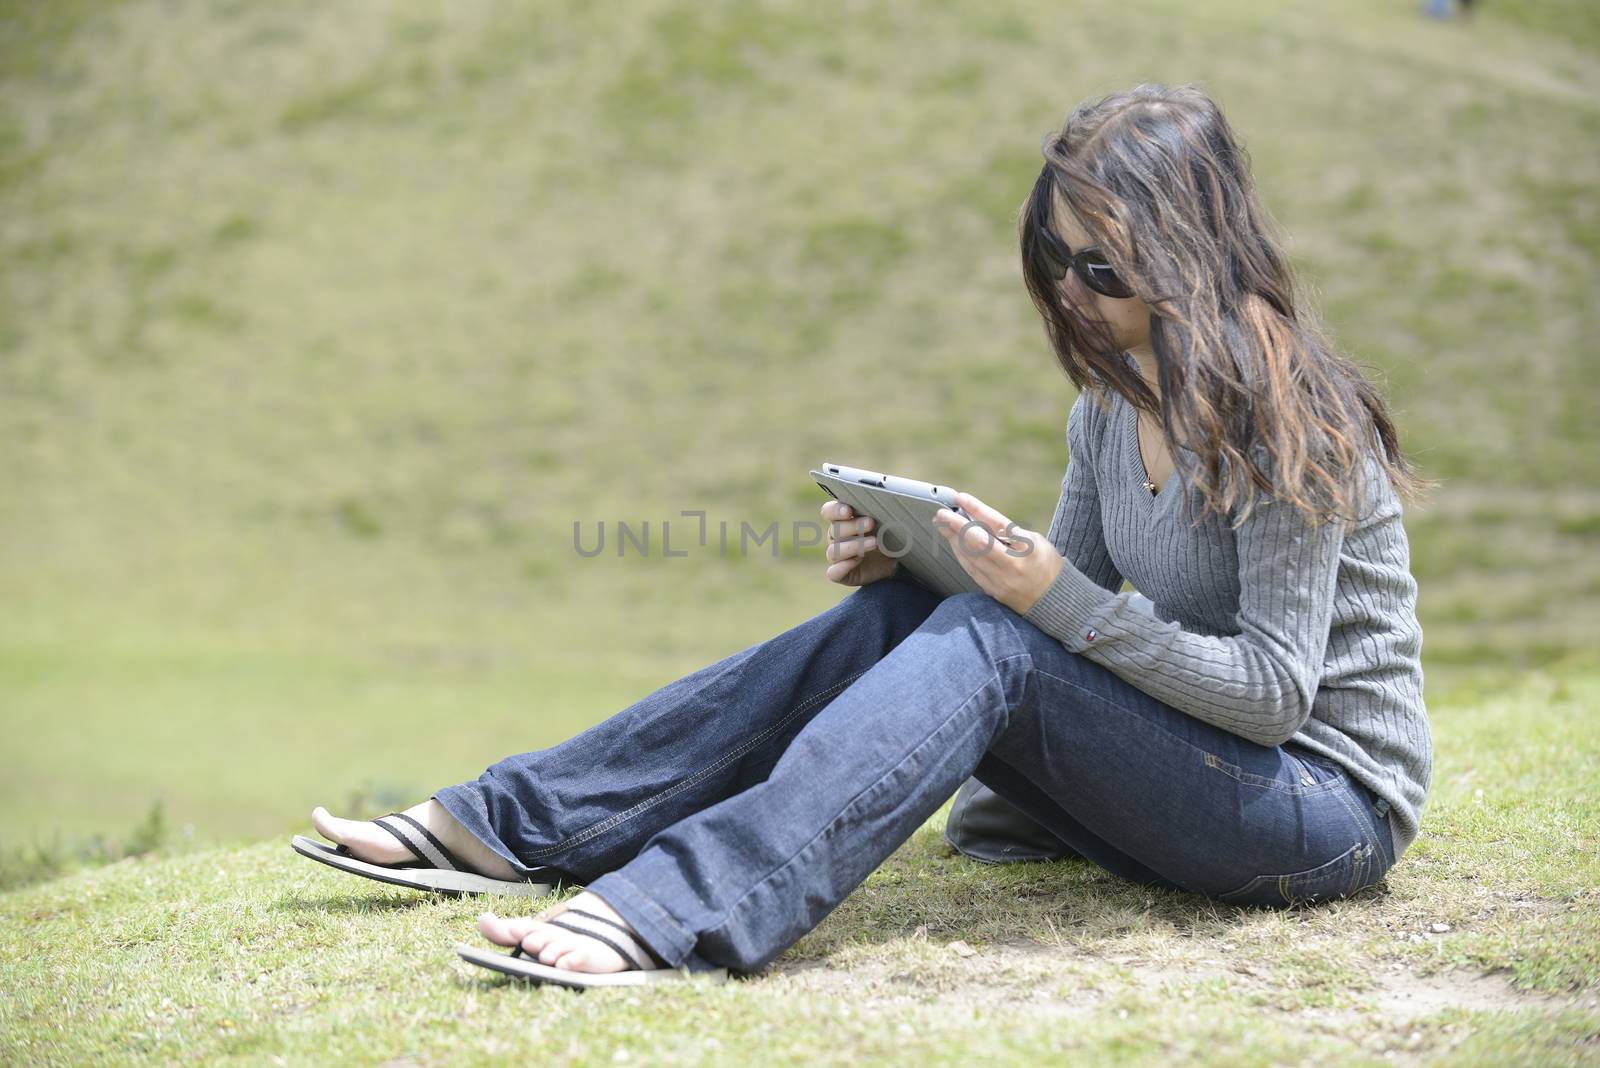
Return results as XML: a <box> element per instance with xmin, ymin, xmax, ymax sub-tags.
<box><xmin>1023</xmin><ymin>401</ymin><xmax>1345</xmax><ymax>748</ymax></box>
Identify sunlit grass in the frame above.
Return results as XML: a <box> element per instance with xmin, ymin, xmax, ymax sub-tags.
<box><xmin>2</xmin><ymin>669</ymin><xmax>1595</xmax><ymax>1064</ymax></box>
<box><xmin>2</xmin><ymin>0</ymin><xmax>1597</xmax><ymax>1060</ymax></box>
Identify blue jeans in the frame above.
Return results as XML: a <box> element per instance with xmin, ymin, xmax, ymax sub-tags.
<box><xmin>435</xmin><ymin>570</ymin><xmax>1395</xmax><ymax>975</ymax></box>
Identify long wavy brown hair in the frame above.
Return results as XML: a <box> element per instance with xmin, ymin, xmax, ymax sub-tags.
<box><xmin>1020</xmin><ymin>82</ymin><xmax>1432</xmax><ymax>528</ymax></box>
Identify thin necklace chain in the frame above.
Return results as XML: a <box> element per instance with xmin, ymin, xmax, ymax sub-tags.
<box><xmin>1134</xmin><ymin>408</ymin><xmax>1162</xmax><ymax>495</ymax></box>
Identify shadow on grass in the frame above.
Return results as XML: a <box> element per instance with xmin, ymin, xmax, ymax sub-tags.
<box><xmin>445</xmin><ymin>957</ymin><xmax>763</xmax><ymax>992</ymax></box>
<box><xmin>786</xmin><ymin>833</ymin><xmax>1400</xmax><ymax>963</ymax></box>
<box><xmin>270</xmin><ymin>892</ymin><xmax>437</xmax><ymax>916</ymax></box>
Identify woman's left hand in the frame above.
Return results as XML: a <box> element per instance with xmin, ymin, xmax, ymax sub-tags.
<box><xmin>932</xmin><ymin>492</ymin><xmax>1064</xmax><ymax>616</ymax></box>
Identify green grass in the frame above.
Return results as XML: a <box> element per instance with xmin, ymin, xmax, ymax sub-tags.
<box><xmin>0</xmin><ymin>0</ymin><xmax>1595</xmax><ymax>857</ymax></box>
<box><xmin>1</xmin><ymin>0</ymin><xmax>1598</xmax><ymax>1061</ymax></box>
<box><xmin>2</xmin><ymin>668</ymin><xmax>1597</xmax><ymax>1065</ymax></box>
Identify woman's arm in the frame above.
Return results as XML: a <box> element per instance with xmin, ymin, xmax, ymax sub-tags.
<box><xmin>1023</xmin><ymin>469</ymin><xmax>1344</xmax><ymax>749</ymax></box>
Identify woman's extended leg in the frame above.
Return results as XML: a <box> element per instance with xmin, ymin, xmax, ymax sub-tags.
<box><xmin>553</xmin><ymin>590</ymin><xmax>1392</xmax><ymax>975</ymax></box>
<box><xmin>422</xmin><ymin>570</ymin><xmax>946</xmax><ymax>882</ymax></box>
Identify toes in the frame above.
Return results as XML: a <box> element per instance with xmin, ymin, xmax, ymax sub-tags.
<box><xmin>550</xmin><ymin>944</ymin><xmax>593</xmax><ymax>972</ymax></box>
<box><xmin>477</xmin><ymin>912</ymin><xmax>545</xmax><ymax>948</ymax></box>
<box><xmin>311</xmin><ymin>806</ymin><xmax>344</xmax><ymax>844</ymax></box>
<box><xmin>550</xmin><ymin>939</ymin><xmax>625</xmax><ymax>974</ymax></box>
<box><xmin>513</xmin><ymin>922</ymin><xmax>608</xmax><ymax>970</ymax></box>
<box><xmin>311</xmin><ymin>808</ymin><xmax>413</xmax><ymax>865</ymax></box>
<box><xmin>480</xmin><ymin>912</ymin><xmax>581</xmax><ymax>966</ymax></box>
<box><xmin>312</xmin><ymin>807</ymin><xmax>370</xmax><ymax>850</ymax></box>
<box><xmin>476</xmin><ymin>912</ymin><xmax>514</xmax><ymax>946</ymax></box>
<box><xmin>479</xmin><ymin>896</ymin><xmax>637</xmax><ymax>974</ymax></box>
<box><xmin>522</xmin><ymin>927</ymin><xmax>563</xmax><ymax>965</ymax></box>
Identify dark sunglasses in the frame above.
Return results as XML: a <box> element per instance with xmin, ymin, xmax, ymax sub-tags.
<box><xmin>1032</xmin><ymin>227</ymin><xmax>1136</xmax><ymax>300</ymax></box>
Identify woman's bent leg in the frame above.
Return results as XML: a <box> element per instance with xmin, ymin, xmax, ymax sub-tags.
<box><xmin>584</xmin><ymin>591</ymin><xmax>1393</xmax><ymax>975</ymax></box>
<box><xmin>434</xmin><ymin>571</ymin><xmax>943</xmax><ymax>881</ymax></box>
<box><xmin>973</xmin><ymin>630</ymin><xmax>1396</xmax><ymax>910</ymax></box>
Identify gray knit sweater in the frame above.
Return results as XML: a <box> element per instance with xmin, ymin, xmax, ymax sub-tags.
<box><xmin>1020</xmin><ymin>388</ymin><xmax>1431</xmax><ymax>860</ymax></box>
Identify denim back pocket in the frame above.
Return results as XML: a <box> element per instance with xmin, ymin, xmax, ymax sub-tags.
<box><xmin>1303</xmin><ymin>751</ymin><xmax>1398</xmax><ymax>874</ymax></box>
<box><xmin>1199</xmin><ymin>748</ymin><xmax>1342</xmax><ymax>795</ymax></box>
<box><xmin>1207</xmin><ymin>745</ymin><xmax>1386</xmax><ymax>908</ymax></box>
<box><xmin>1215</xmin><ymin>839</ymin><xmax>1378</xmax><ymax>908</ymax></box>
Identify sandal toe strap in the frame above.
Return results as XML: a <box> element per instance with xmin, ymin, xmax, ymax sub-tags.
<box><xmin>371</xmin><ymin>812</ymin><xmax>467</xmax><ymax>872</ymax></box>
<box><xmin>332</xmin><ymin>843</ymin><xmax>429</xmax><ymax>869</ymax></box>
<box><xmin>512</xmin><ymin>908</ymin><xmax>670</xmax><ymax>972</ymax></box>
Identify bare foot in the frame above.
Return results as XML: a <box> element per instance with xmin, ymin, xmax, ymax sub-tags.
<box><xmin>311</xmin><ymin>800</ymin><xmax>520</xmax><ymax>881</ymax></box>
<box><xmin>478</xmin><ymin>890</ymin><xmax>654</xmax><ymax>973</ymax></box>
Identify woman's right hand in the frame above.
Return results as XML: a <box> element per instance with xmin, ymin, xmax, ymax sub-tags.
<box><xmin>821</xmin><ymin>499</ymin><xmax>900</xmax><ymax>587</ymax></box>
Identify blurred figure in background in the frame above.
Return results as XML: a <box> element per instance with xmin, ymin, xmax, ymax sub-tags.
<box><xmin>1424</xmin><ymin>0</ymin><xmax>1478</xmax><ymax>20</ymax></box>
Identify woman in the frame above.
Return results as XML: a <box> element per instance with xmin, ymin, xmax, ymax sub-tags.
<box><xmin>298</xmin><ymin>83</ymin><xmax>1432</xmax><ymax>987</ymax></box>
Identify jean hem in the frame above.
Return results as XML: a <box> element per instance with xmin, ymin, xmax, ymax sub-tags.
<box><xmin>585</xmin><ymin>870</ymin><xmax>710</xmax><ymax>972</ymax></box>
<box><xmin>431</xmin><ymin>782</ymin><xmax>541</xmax><ymax>879</ymax></box>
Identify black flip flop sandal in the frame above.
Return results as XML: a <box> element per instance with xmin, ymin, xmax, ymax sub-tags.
<box><xmin>455</xmin><ymin>907</ymin><xmax>729</xmax><ymax>988</ymax></box>
<box><xmin>290</xmin><ymin>812</ymin><xmax>559</xmax><ymax>898</ymax></box>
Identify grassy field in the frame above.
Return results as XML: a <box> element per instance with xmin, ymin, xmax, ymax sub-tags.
<box><xmin>2</xmin><ymin>0</ymin><xmax>1598</xmax><ymax>1062</ymax></box>
<box><xmin>1</xmin><ymin>0</ymin><xmax>1597</xmax><ymax>847</ymax></box>
<box><xmin>2</xmin><ymin>668</ymin><xmax>1596</xmax><ymax>1064</ymax></box>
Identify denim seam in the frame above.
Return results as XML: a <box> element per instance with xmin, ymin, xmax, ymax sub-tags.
<box><xmin>1349</xmin><ymin>779</ymin><xmax>1396</xmax><ymax>871</ymax></box>
<box><xmin>1215</xmin><ymin>872</ymin><xmax>1267</xmax><ymax>902</ymax></box>
<box><xmin>1196</xmin><ymin>751</ymin><xmax>1343</xmax><ymax>796</ymax></box>
<box><xmin>1030</xmin><ymin>666</ymin><xmax>1366</xmax><ymax>900</ymax></box>
<box><xmin>1032</xmin><ymin>666</ymin><xmax>1334</xmax><ymax>795</ymax></box>
<box><xmin>588</xmin><ymin>870</ymin><xmax>696</xmax><ymax>964</ymax></box>
<box><xmin>524</xmin><ymin>667</ymin><xmax>874</xmax><ymax>860</ymax></box>
<box><xmin>1327</xmin><ymin>778</ymin><xmax>1374</xmax><ymax>855</ymax></box>
<box><xmin>704</xmin><ymin>652</ymin><xmax>1031</xmax><ymax>944</ymax></box>
<box><xmin>428</xmin><ymin>786</ymin><xmax>516</xmax><ymax>873</ymax></box>
<box><xmin>1276</xmin><ymin>746</ymin><xmax>1404</xmax><ymax>854</ymax></box>
<box><xmin>1328</xmin><ymin>776</ymin><xmax>1388</xmax><ymax>878</ymax></box>
<box><xmin>1219</xmin><ymin>841</ymin><xmax>1363</xmax><ymax>906</ymax></box>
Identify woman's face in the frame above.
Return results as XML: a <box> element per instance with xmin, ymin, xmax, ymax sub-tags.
<box><xmin>1048</xmin><ymin>186</ymin><xmax>1153</xmax><ymax>358</ymax></box>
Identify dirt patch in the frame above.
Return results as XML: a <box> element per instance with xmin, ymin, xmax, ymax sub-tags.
<box><xmin>765</xmin><ymin>939</ymin><xmax>1596</xmax><ymax>1027</ymax></box>
<box><xmin>1369</xmin><ymin>966</ymin><xmax>1575</xmax><ymax>1018</ymax></box>
<box><xmin>767</xmin><ymin>943</ymin><xmax>1115</xmax><ymax>1022</ymax></box>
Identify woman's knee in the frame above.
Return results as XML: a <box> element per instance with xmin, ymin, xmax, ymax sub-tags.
<box><xmin>846</xmin><ymin>572</ymin><xmax>941</xmax><ymax>621</ymax></box>
<box><xmin>791</xmin><ymin>580</ymin><xmax>923</xmax><ymax>659</ymax></box>
<box><xmin>927</xmin><ymin>591</ymin><xmax>1042</xmax><ymax>656</ymax></box>
<box><xmin>938</xmin><ymin>590</ymin><xmax>998</xmax><ymax>615</ymax></box>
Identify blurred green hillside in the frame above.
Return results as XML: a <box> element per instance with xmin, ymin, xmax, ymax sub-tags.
<box><xmin>2</xmin><ymin>0</ymin><xmax>1597</xmax><ymax>850</ymax></box>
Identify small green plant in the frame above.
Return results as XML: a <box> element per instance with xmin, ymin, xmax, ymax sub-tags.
<box><xmin>0</xmin><ymin>800</ymin><xmax>171</xmax><ymax>892</ymax></box>
<box><xmin>341</xmin><ymin>783</ymin><xmax>419</xmax><ymax>821</ymax></box>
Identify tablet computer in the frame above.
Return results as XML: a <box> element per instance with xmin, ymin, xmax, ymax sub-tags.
<box><xmin>810</xmin><ymin>462</ymin><xmax>986</xmax><ymax>599</ymax></box>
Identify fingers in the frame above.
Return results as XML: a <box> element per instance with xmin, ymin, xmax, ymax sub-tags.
<box><xmin>826</xmin><ymin>557</ymin><xmax>863</xmax><ymax>584</ymax></box>
<box><xmin>835</xmin><ymin>515</ymin><xmax>874</xmax><ymax>538</ymax></box>
<box><xmin>823</xmin><ymin>502</ymin><xmax>878</xmax><ymax>585</ymax></box>
<box><xmin>839</xmin><ymin>515</ymin><xmax>875</xmax><ymax>540</ymax></box>
<box><xmin>932</xmin><ymin>514</ymin><xmax>987</xmax><ymax>590</ymax></box>
<box><xmin>952</xmin><ymin>492</ymin><xmax>1014</xmax><ymax>533</ymax></box>
<box><xmin>821</xmin><ymin>502</ymin><xmax>874</xmax><ymax>536</ymax></box>
<box><xmin>936</xmin><ymin>513</ymin><xmax>1001</xmax><ymax>556</ymax></box>
<box><xmin>821</xmin><ymin>500</ymin><xmax>863</xmax><ymax>526</ymax></box>
<box><xmin>824</xmin><ymin>506</ymin><xmax>875</xmax><ymax>561</ymax></box>
<box><xmin>933</xmin><ymin>499</ymin><xmax>1009</xmax><ymax>574</ymax></box>
<box><xmin>821</xmin><ymin>502</ymin><xmax>900</xmax><ymax>586</ymax></box>
<box><xmin>826</xmin><ymin>531</ymin><xmax>876</xmax><ymax>563</ymax></box>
